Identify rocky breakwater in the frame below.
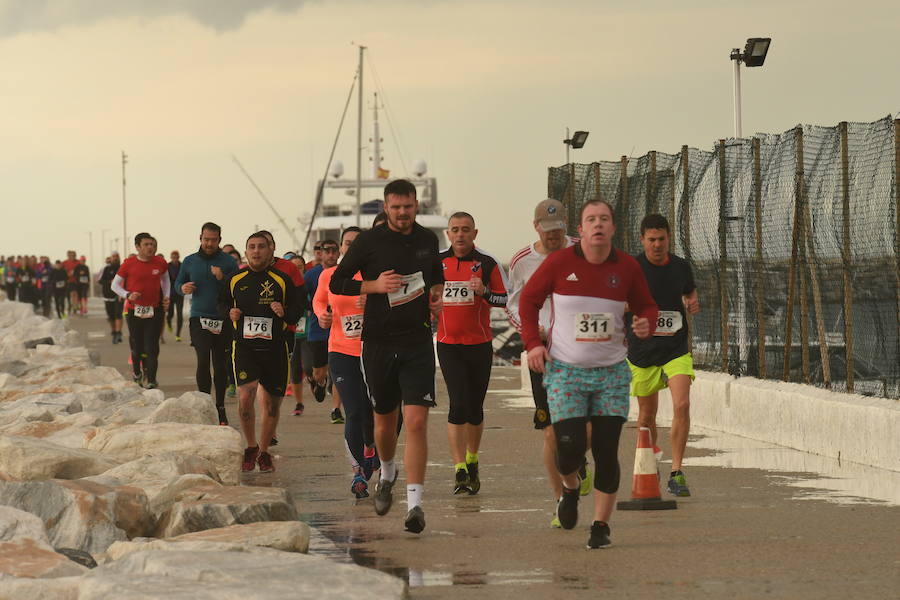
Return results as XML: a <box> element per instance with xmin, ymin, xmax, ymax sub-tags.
<box><xmin>0</xmin><ymin>301</ymin><xmax>406</xmax><ymax>598</ymax></box>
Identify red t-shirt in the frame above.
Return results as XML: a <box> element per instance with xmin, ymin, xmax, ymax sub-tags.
<box><xmin>61</xmin><ymin>259</ymin><xmax>79</xmax><ymax>283</ymax></box>
<box><xmin>274</xmin><ymin>258</ymin><xmax>304</xmax><ymax>287</ymax></box>
<box><xmin>116</xmin><ymin>255</ymin><xmax>168</xmax><ymax>307</ymax></box>
<box><xmin>437</xmin><ymin>248</ymin><xmax>509</xmax><ymax>345</ymax></box>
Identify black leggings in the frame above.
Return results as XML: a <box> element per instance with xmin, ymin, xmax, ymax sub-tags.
<box><xmin>53</xmin><ymin>292</ymin><xmax>66</xmax><ymax>318</ymax></box>
<box><xmin>329</xmin><ymin>351</ymin><xmax>374</xmax><ymax>467</ymax></box>
<box><xmin>437</xmin><ymin>341</ymin><xmax>493</xmax><ymax>425</ymax></box>
<box><xmin>126</xmin><ymin>310</ymin><xmax>163</xmax><ymax>382</ymax></box>
<box><xmin>167</xmin><ymin>293</ymin><xmax>184</xmax><ymax>337</ymax></box>
<box><xmin>189</xmin><ymin>318</ymin><xmax>228</xmax><ymax>409</ymax></box>
<box><xmin>3</xmin><ymin>283</ymin><xmax>15</xmax><ymax>301</ymax></box>
<box><xmin>553</xmin><ymin>415</ymin><xmax>625</xmax><ymax>494</ymax></box>
<box><xmin>290</xmin><ymin>337</ymin><xmax>304</xmax><ymax>384</ymax></box>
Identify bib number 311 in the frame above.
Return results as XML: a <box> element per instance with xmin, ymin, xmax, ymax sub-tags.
<box><xmin>574</xmin><ymin>313</ymin><xmax>613</xmax><ymax>342</ymax></box>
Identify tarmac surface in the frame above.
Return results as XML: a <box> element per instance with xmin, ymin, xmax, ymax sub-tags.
<box><xmin>68</xmin><ymin>304</ymin><xmax>900</xmax><ymax>599</ymax></box>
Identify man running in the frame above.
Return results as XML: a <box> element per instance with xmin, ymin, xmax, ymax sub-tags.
<box><xmin>506</xmin><ymin>199</ymin><xmax>585</xmax><ymax>526</ymax></box>
<box><xmin>112</xmin><ymin>233</ymin><xmax>170</xmax><ymax>389</ymax></box>
<box><xmin>283</xmin><ymin>252</ymin><xmax>308</xmax><ymax>415</ymax></box>
<box><xmin>521</xmin><ymin>199</ymin><xmax>657</xmax><ymax>549</ymax></box>
<box><xmin>314</xmin><ymin>226</ymin><xmax>380</xmax><ymax>498</ymax></box>
<box><xmin>99</xmin><ymin>253</ymin><xmax>124</xmax><ymax>343</ymax></box>
<box><xmin>225</xmin><ymin>232</ymin><xmax>304</xmax><ymax>473</ymax></box>
<box><xmin>175</xmin><ymin>223</ymin><xmax>238</xmax><ymax>425</ymax></box>
<box><xmin>3</xmin><ymin>257</ymin><xmax>16</xmax><ymax>301</ymax></box>
<box><xmin>73</xmin><ymin>257</ymin><xmax>91</xmax><ymax>316</ymax></box>
<box><xmin>49</xmin><ymin>261</ymin><xmax>67</xmax><ymax>318</ymax></box>
<box><xmin>304</xmin><ymin>239</ymin><xmax>341</xmax><ymax>421</ymax></box>
<box><xmin>167</xmin><ymin>250</ymin><xmax>185</xmax><ymax>342</ymax></box>
<box><xmin>437</xmin><ymin>212</ymin><xmax>508</xmax><ymax>495</ymax></box>
<box><xmin>627</xmin><ymin>214</ymin><xmax>700</xmax><ymax>497</ymax></box>
<box><xmin>330</xmin><ymin>179</ymin><xmax>444</xmax><ymax>534</ymax></box>
<box><xmin>61</xmin><ymin>251</ymin><xmax>79</xmax><ymax>315</ymax></box>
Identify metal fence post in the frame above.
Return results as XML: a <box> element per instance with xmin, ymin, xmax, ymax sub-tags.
<box><xmin>839</xmin><ymin>122</ymin><xmax>854</xmax><ymax>393</ymax></box>
<box><xmin>593</xmin><ymin>163</ymin><xmax>601</xmax><ymax>201</ymax></box>
<box><xmin>752</xmin><ymin>138</ymin><xmax>766</xmax><ymax>379</ymax></box>
<box><xmin>895</xmin><ymin>119</ymin><xmax>900</xmax><ymax>394</ymax></box>
<box><xmin>718</xmin><ymin>139</ymin><xmax>729</xmax><ymax>373</ymax></box>
<box><xmin>783</xmin><ymin>127</ymin><xmax>804</xmax><ymax>382</ymax></box>
<box><xmin>620</xmin><ymin>156</ymin><xmax>630</xmax><ymax>253</ymax></box>
<box><xmin>649</xmin><ymin>150</ymin><xmax>657</xmax><ymax>213</ymax></box>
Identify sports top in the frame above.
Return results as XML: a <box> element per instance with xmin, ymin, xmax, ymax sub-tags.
<box><xmin>506</xmin><ymin>237</ymin><xmax>577</xmax><ymax>334</ymax></box>
<box><xmin>223</xmin><ymin>265</ymin><xmax>305</xmax><ymax>349</ymax></box>
<box><xmin>113</xmin><ymin>255</ymin><xmax>170</xmax><ymax>307</ymax></box>
<box><xmin>436</xmin><ymin>247</ymin><xmax>508</xmax><ymax>345</ymax></box>
<box><xmin>313</xmin><ymin>266</ymin><xmax>364</xmax><ymax>356</ymax></box>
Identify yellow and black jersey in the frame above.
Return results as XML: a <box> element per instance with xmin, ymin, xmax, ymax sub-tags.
<box><xmin>222</xmin><ymin>265</ymin><xmax>306</xmax><ymax>348</ymax></box>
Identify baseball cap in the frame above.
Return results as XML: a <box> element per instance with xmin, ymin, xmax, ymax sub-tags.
<box><xmin>534</xmin><ymin>199</ymin><xmax>566</xmax><ymax>232</ymax></box>
<box><xmin>283</xmin><ymin>252</ymin><xmax>297</xmax><ymax>260</ymax></box>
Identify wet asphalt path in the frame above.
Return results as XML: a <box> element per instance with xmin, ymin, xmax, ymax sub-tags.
<box><xmin>68</xmin><ymin>303</ymin><xmax>900</xmax><ymax>600</ymax></box>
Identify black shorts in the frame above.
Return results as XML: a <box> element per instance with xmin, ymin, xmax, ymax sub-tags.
<box><xmin>437</xmin><ymin>341</ymin><xmax>493</xmax><ymax>425</ymax></box>
<box><xmin>233</xmin><ymin>341</ymin><xmax>290</xmax><ymax>397</ymax></box>
<box><xmin>104</xmin><ymin>298</ymin><xmax>123</xmax><ymax>321</ymax></box>
<box><xmin>76</xmin><ymin>284</ymin><xmax>88</xmax><ymax>300</ymax></box>
<box><xmin>308</xmin><ymin>340</ymin><xmax>329</xmax><ymax>369</ymax></box>
<box><xmin>529</xmin><ymin>368</ymin><xmax>551</xmax><ymax>430</ymax></box>
<box><xmin>361</xmin><ymin>340</ymin><xmax>436</xmax><ymax>415</ymax></box>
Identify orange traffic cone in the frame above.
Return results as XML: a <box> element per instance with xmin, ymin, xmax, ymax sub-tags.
<box><xmin>617</xmin><ymin>427</ymin><xmax>677</xmax><ymax>510</ymax></box>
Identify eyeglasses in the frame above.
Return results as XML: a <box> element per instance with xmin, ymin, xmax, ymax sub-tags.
<box><xmin>322</xmin><ymin>247</ymin><xmax>339</xmax><ymax>253</ymax></box>
<box><xmin>313</xmin><ymin>246</ymin><xmax>323</xmax><ymax>251</ymax></box>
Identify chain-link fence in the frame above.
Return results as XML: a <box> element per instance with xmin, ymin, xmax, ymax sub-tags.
<box><xmin>548</xmin><ymin>116</ymin><xmax>899</xmax><ymax>399</ymax></box>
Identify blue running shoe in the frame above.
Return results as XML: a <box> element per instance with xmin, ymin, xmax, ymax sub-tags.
<box><xmin>351</xmin><ymin>473</ymin><xmax>369</xmax><ymax>499</ymax></box>
<box><xmin>667</xmin><ymin>471</ymin><xmax>691</xmax><ymax>497</ymax></box>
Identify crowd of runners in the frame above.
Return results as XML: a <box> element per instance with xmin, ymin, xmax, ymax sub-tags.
<box><xmin>1</xmin><ymin>179</ymin><xmax>701</xmax><ymax>550</ymax></box>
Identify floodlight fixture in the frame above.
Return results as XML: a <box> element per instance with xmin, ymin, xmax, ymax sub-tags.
<box><xmin>563</xmin><ymin>129</ymin><xmax>590</xmax><ymax>163</ymax></box>
<box><xmin>742</xmin><ymin>38</ymin><xmax>771</xmax><ymax>67</ymax></box>
<box><xmin>730</xmin><ymin>37</ymin><xmax>772</xmax><ymax>138</ymax></box>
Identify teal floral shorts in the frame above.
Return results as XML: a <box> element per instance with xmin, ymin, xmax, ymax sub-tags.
<box><xmin>543</xmin><ymin>359</ymin><xmax>631</xmax><ymax>423</ymax></box>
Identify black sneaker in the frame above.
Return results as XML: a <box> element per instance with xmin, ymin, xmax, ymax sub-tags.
<box><xmin>588</xmin><ymin>521</ymin><xmax>611</xmax><ymax>549</ymax></box>
<box><xmin>144</xmin><ymin>381</ymin><xmax>158</xmax><ymax>390</ymax></box>
<box><xmin>556</xmin><ymin>484</ymin><xmax>580</xmax><ymax>530</ymax></box>
<box><xmin>270</xmin><ymin>436</ymin><xmax>278</xmax><ymax>446</ymax></box>
<box><xmin>330</xmin><ymin>408</ymin><xmax>344</xmax><ymax>424</ymax></box>
<box><xmin>453</xmin><ymin>467</ymin><xmax>470</xmax><ymax>495</ymax></box>
<box><xmin>132</xmin><ymin>373</ymin><xmax>142</xmax><ymax>386</ymax></box>
<box><xmin>313</xmin><ymin>380</ymin><xmax>326</xmax><ymax>403</ymax></box>
<box><xmin>217</xmin><ymin>406</ymin><xmax>228</xmax><ymax>426</ymax></box>
<box><xmin>404</xmin><ymin>506</ymin><xmax>426</xmax><ymax>534</ymax></box>
<box><xmin>374</xmin><ymin>473</ymin><xmax>397</xmax><ymax>516</ymax></box>
<box><xmin>466</xmin><ymin>461</ymin><xmax>480</xmax><ymax>495</ymax></box>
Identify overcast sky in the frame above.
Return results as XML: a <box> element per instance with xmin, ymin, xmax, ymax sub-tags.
<box><xmin>1</xmin><ymin>0</ymin><xmax>897</xmax><ymax>267</ymax></box>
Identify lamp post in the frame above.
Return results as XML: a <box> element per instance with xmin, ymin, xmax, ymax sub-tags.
<box><xmin>730</xmin><ymin>38</ymin><xmax>771</xmax><ymax>138</ymax></box>
<box><xmin>121</xmin><ymin>151</ymin><xmax>128</xmax><ymax>257</ymax></box>
<box><xmin>563</xmin><ymin>128</ymin><xmax>589</xmax><ymax>164</ymax></box>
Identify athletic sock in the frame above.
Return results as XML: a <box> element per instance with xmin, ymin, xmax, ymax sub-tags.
<box><xmin>454</xmin><ymin>462</ymin><xmax>467</xmax><ymax>472</ymax></box>
<box><xmin>380</xmin><ymin>459</ymin><xmax>396</xmax><ymax>482</ymax></box>
<box><xmin>407</xmin><ymin>484</ymin><xmax>423</xmax><ymax>509</ymax></box>
<box><xmin>465</xmin><ymin>450</ymin><xmax>478</xmax><ymax>464</ymax></box>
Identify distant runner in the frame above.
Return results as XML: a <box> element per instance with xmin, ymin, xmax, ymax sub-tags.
<box><xmin>167</xmin><ymin>250</ymin><xmax>185</xmax><ymax>342</ymax></box>
<box><xmin>99</xmin><ymin>253</ymin><xmax>124</xmax><ymax>344</ymax></box>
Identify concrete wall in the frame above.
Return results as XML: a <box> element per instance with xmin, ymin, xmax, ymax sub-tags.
<box><xmin>626</xmin><ymin>370</ymin><xmax>900</xmax><ymax>473</ymax></box>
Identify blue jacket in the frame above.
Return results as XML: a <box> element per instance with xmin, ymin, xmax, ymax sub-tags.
<box><xmin>303</xmin><ymin>265</ymin><xmax>330</xmax><ymax>342</ymax></box>
<box><xmin>174</xmin><ymin>249</ymin><xmax>238</xmax><ymax>319</ymax></box>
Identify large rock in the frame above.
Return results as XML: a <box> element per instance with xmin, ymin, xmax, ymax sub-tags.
<box><xmin>85</xmin><ymin>423</ymin><xmax>242</xmax><ymax>485</ymax></box>
<box><xmin>0</xmin><ymin>479</ymin><xmax>153</xmax><ymax>555</ymax></box>
<box><xmin>0</xmin><ymin>506</ymin><xmax>51</xmax><ymax>544</ymax></box>
<box><xmin>0</xmin><ymin>506</ymin><xmax>88</xmax><ymax>579</ymax></box>
<box><xmin>154</xmin><ymin>485</ymin><xmax>298</xmax><ymax>538</ymax></box>
<box><xmin>147</xmin><ymin>474</ymin><xmax>221</xmax><ymax>518</ymax></box>
<box><xmin>141</xmin><ymin>391</ymin><xmax>218</xmax><ymax>425</ymax></box>
<box><xmin>170</xmin><ymin>521</ymin><xmax>310</xmax><ymax>553</ymax></box>
<box><xmin>0</xmin><ymin>435</ymin><xmax>119</xmax><ymax>480</ymax></box>
<box><xmin>0</xmin><ymin>575</ymin><xmax>78</xmax><ymax>599</ymax></box>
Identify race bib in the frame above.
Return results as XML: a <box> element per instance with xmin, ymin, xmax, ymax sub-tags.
<box><xmin>443</xmin><ymin>281</ymin><xmax>474</xmax><ymax>306</ymax></box>
<box><xmin>295</xmin><ymin>317</ymin><xmax>307</xmax><ymax>336</ymax></box>
<box><xmin>574</xmin><ymin>312</ymin><xmax>613</xmax><ymax>342</ymax></box>
<box><xmin>55</xmin><ymin>281</ymin><xmax>65</xmax><ymax>289</ymax></box>
<box><xmin>654</xmin><ymin>311</ymin><xmax>683</xmax><ymax>336</ymax></box>
<box><xmin>341</xmin><ymin>314</ymin><xmax>364</xmax><ymax>339</ymax></box>
<box><xmin>78</xmin><ymin>276</ymin><xmax>89</xmax><ymax>284</ymax></box>
<box><xmin>5</xmin><ymin>276</ymin><xmax>14</xmax><ymax>284</ymax></box>
<box><xmin>20</xmin><ymin>275</ymin><xmax>30</xmax><ymax>283</ymax></box>
<box><xmin>134</xmin><ymin>305</ymin><xmax>154</xmax><ymax>319</ymax></box>
<box><xmin>200</xmin><ymin>317</ymin><xmax>223</xmax><ymax>334</ymax></box>
<box><xmin>243</xmin><ymin>316</ymin><xmax>272</xmax><ymax>340</ymax></box>
<box><xmin>387</xmin><ymin>272</ymin><xmax>425</xmax><ymax>308</ymax></box>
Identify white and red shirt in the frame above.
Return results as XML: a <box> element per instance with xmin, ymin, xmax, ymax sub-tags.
<box><xmin>519</xmin><ymin>245</ymin><xmax>657</xmax><ymax>368</ymax></box>
<box><xmin>437</xmin><ymin>247</ymin><xmax>508</xmax><ymax>345</ymax></box>
<box><xmin>114</xmin><ymin>255</ymin><xmax>169</xmax><ymax>307</ymax></box>
<box><xmin>506</xmin><ymin>236</ymin><xmax>577</xmax><ymax>334</ymax></box>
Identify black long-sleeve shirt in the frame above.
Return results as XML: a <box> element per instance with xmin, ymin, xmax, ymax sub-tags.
<box><xmin>330</xmin><ymin>222</ymin><xmax>444</xmax><ymax>346</ymax></box>
<box><xmin>222</xmin><ymin>265</ymin><xmax>305</xmax><ymax>349</ymax></box>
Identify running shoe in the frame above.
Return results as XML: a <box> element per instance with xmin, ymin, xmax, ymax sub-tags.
<box><xmin>241</xmin><ymin>446</ymin><xmax>259</xmax><ymax>472</ymax></box>
<box><xmin>374</xmin><ymin>473</ymin><xmax>397</xmax><ymax>516</ymax></box>
<box><xmin>132</xmin><ymin>373</ymin><xmax>142</xmax><ymax>386</ymax></box>
<box><xmin>217</xmin><ymin>406</ymin><xmax>228</xmax><ymax>426</ymax></box>
<box><xmin>667</xmin><ymin>471</ymin><xmax>691</xmax><ymax>497</ymax></box>
<box><xmin>466</xmin><ymin>461</ymin><xmax>480</xmax><ymax>495</ymax></box>
<box><xmin>550</xmin><ymin>515</ymin><xmax>562</xmax><ymax>528</ymax></box>
<box><xmin>587</xmin><ymin>521</ymin><xmax>612</xmax><ymax>549</ymax></box>
<box><xmin>175</xmin><ymin>336</ymin><xmax>182</xmax><ymax>342</ymax></box>
<box><xmin>556</xmin><ymin>485</ymin><xmax>580</xmax><ymax>530</ymax></box>
<box><xmin>226</xmin><ymin>384</ymin><xmax>236</xmax><ymax>398</ymax></box>
<box><xmin>285</xmin><ymin>385</ymin><xmax>293</xmax><ymax>397</ymax></box>
<box><xmin>578</xmin><ymin>461</ymin><xmax>592</xmax><ymax>496</ymax></box>
<box><xmin>404</xmin><ymin>506</ymin><xmax>426</xmax><ymax>534</ymax></box>
<box><xmin>292</xmin><ymin>402</ymin><xmax>304</xmax><ymax>416</ymax></box>
<box><xmin>314</xmin><ymin>382</ymin><xmax>327</xmax><ymax>403</ymax></box>
<box><xmin>330</xmin><ymin>408</ymin><xmax>344</xmax><ymax>424</ymax></box>
<box><xmin>453</xmin><ymin>467</ymin><xmax>470</xmax><ymax>495</ymax></box>
<box><xmin>257</xmin><ymin>451</ymin><xmax>275</xmax><ymax>473</ymax></box>
<box><xmin>270</xmin><ymin>436</ymin><xmax>278</xmax><ymax>446</ymax></box>
<box><xmin>144</xmin><ymin>381</ymin><xmax>158</xmax><ymax>390</ymax></box>
<box><xmin>351</xmin><ymin>473</ymin><xmax>369</xmax><ymax>499</ymax></box>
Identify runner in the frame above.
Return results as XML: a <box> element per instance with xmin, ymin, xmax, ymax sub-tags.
<box><xmin>112</xmin><ymin>233</ymin><xmax>170</xmax><ymax>389</ymax></box>
<box><xmin>167</xmin><ymin>250</ymin><xmax>185</xmax><ymax>342</ymax></box>
<box><xmin>49</xmin><ymin>261</ymin><xmax>68</xmax><ymax>319</ymax></box>
<box><xmin>175</xmin><ymin>223</ymin><xmax>238</xmax><ymax>425</ymax></box>
<box><xmin>506</xmin><ymin>198</ymin><xmax>587</xmax><ymax>526</ymax></box>
<box><xmin>1</xmin><ymin>257</ymin><xmax>13</xmax><ymax>301</ymax></box>
<box><xmin>437</xmin><ymin>212</ymin><xmax>508</xmax><ymax>495</ymax></box>
<box><xmin>283</xmin><ymin>252</ymin><xmax>308</xmax><ymax>415</ymax></box>
<box><xmin>62</xmin><ymin>251</ymin><xmax>79</xmax><ymax>315</ymax></box>
<box><xmin>627</xmin><ymin>213</ymin><xmax>700</xmax><ymax>497</ymax></box>
<box><xmin>17</xmin><ymin>258</ymin><xmax>37</xmax><ymax>310</ymax></box>
<box><xmin>99</xmin><ymin>253</ymin><xmax>124</xmax><ymax>344</ymax></box>
<box><xmin>37</xmin><ymin>257</ymin><xmax>53</xmax><ymax>318</ymax></box>
<box><xmin>314</xmin><ymin>226</ymin><xmax>381</xmax><ymax>498</ymax></box>
<box><xmin>224</xmin><ymin>232</ymin><xmax>305</xmax><ymax>474</ymax></box>
<box><xmin>305</xmin><ymin>241</ymin><xmax>324</xmax><ymax>271</ymax></box>
<box><xmin>73</xmin><ymin>256</ymin><xmax>91</xmax><ymax>316</ymax></box>
<box><xmin>520</xmin><ymin>199</ymin><xmax>658</xmax><ymax>549</ymax></box>
<box><xmin>304</xmin><ymin>238</ymin><xmax>342</xmax><ymax>422</ymax></box>
<box><xmin>330</xmin><ymin>178</ymin><xmax>444</xmax><ymax>534</ymax></box>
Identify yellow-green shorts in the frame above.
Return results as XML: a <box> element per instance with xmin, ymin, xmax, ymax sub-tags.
<box><xmin>627</xmin><ymin>353</ymin><xmax>695</xmax><ymax>397</ymax></box>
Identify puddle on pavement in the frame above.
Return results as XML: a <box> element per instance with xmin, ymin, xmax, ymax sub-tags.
<box><xmin>686</xmin><ymin>427</ymin><xmax>900</xmax><ymax>506</ymax></box>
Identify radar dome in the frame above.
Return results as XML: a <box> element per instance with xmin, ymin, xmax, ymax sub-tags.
<box><xmin>329</xmin><ymin>160</ymin><xmax>344</xmax><ymax>179</ymax></box>
<box><xmin>412</xmin><ymin>160</ymin><xmax>427</xmax><ymax>177</ymax></box>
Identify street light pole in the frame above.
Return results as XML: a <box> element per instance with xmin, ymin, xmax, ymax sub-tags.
<box><xmin>731</xmin><ymin>49</ymin><xmax>743</xmax><ymax>138</ymax></box>
<box><xmin>565</xmin><ymin>127</ymin><xmax>571</xmax><ymax>165</ymax></box>
<box><xmin>121</xmin><ymin>151</ymin><xmax>128</xmax><ymax>257</ymax></box>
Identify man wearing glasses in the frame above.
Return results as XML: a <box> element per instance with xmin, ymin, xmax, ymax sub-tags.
<box><xmin>304</xmin><ymin>239</ymin><xmax>342</xmax><ymax>422</ymax></box>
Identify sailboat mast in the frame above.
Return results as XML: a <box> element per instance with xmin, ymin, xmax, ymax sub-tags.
<box><xmin>355</xmin><ymin>45</ymin><xmax>365</xmax><ymax>227</ymax></box>
<box><xmin>373</xmin><ymin>92</ymin><xmax>381</xmax><ymax>178</ymax></box>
